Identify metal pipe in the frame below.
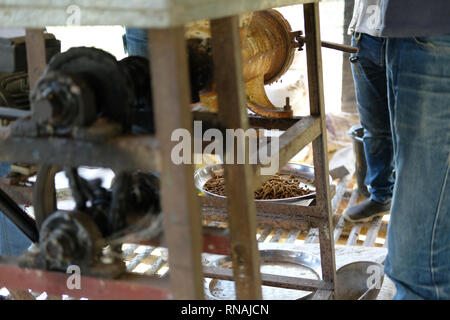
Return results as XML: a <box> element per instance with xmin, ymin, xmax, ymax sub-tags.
<box><xmin>294</xmin><ymin>33</ymin><xmax>359</xmax><ymax>54</ymax></box>
<box><xmin>0</xmin><ymin>187</ymin><xmax>39</xmax><ymax>242</ymax></box>
<box><xmin>320</xmin><ymin>40</ymin><xmax>359</xmax><ymax>54</ymax></box>
<box><xmin>0</xmin><ymin>107</ymin><xmax>31</xmax><ymax>120</ymax></box>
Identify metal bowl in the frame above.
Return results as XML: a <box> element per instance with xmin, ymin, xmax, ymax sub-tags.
<box><xmin>335</xmin><ymin>261</ymin><xmax>385</xmax><ymax>300</ymax></box>
<box><xmin>204</xmin><ymin>249</ymin><xmax>322</xmax><ymax>300</ymax></box>
<box><xmin>195</xmin><ymin>163</ymin><xmax>320</xmax><ymax>203</ymax></box>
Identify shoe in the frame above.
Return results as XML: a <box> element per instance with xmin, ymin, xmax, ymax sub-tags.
<box><xmin>343</xmin><ymin>199</ymin><xmax>391</xmax><ymax>223</ymax></box>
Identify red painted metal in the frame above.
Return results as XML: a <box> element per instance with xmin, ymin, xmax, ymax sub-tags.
<box><xmin>138</xmin><ymin>228</ymin><xmax>231</xmax><ymax>256</ymax></box>
<box><xmin>202</xmin><ymin>231</ymin><xmax>231</xmax><ymax>256</ymax></box>
<box><xmin>0</xmin><ymin>264</ymin><xmax>172</xmax><ymax>300</ymax></box>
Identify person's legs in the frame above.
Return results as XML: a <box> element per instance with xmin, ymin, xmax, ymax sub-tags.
<box><xmin>124</xmin><ymin>28</ymin><xmax>149</xmax><ymax>58</ymax></box>
<box><xmin>345</xmin><ymin>33</ymin><xmax>394</xmax><ymax>222</ymax></box>
<box><xmin>0</xmin><ymin>163</ymin><xmax>31</xmax><ymax>256</ymax></box>
<box><xmin>385</xmin><ymin>35</ymin><xmax>450</xmax><ymax>299</ymax></box>
<box><xmin>0</xmin><ymin>212</ymin><xmax>32</xmax><ymax>256</ymax></box>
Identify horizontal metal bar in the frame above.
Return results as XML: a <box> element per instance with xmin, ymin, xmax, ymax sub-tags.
<box><xmin>0</xmin><ymin>107</ymin><xmax>31</xmax><ymax>120</ymax></box>
<box><xmin>0</xmin><ymin>135</ymin><xmax>161</xmax><ymax>172</ymax></box>
<box><xmin>203</xmin><ymin>266</ymin><xmax>329</xmax><ymax>292</ymax></box>
<box><xmin>0</xmin><ymin>180</ymin><xmax>33</xmax><ymax>205</ymax></box>
<box><xmin>0</xmin><ymin>0</ymin><xmax>319</xmax><ymax>28</ymax></box>
<box><xmin>311</xmin><ymin>288</ymin><xmax>333</xmax><ymax>300</ymax></box>
<box><xmin>0</xmin><ymin>112</ymin><xmax>302</xmax><ymax>169</ymax></box>
<box><xmin>253</xmin><ymin>115</ymin><xmax>321</xmax><ymax>189</ymax></box>
<box><xmin>201</xmin><ymin>196</ymin><xmax>322</xmax><ymax>217</ymax></box>
<box><xmin>193</xmin><ymin>111</ymin><xmax>306</xmax><ymax>131</ymax></box>
<box><xmin>0</xmin><ymin>187</ymin><xmax>38</xmax><ymax>242</ymax></box>
<box><xmin>201</xmin><ymin>197</ymin><xmax>320</xmax><ymax>230</ymax></box>
<box><xmin>320</xmin><ymin>40</ymin><xmax>358</xmax><ymax>54</ymax></box>
<box><xmin>0</xmin><ymin>262</ymin><xmax>172</xmax><ymax>300</ymax></box>
<box><xmin>295</xmin><ymin>35</ymin><xmax>358</xmax><ymax>54</ymax></box>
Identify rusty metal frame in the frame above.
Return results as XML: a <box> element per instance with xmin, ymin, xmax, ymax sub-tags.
<box><xmin>303</xmin><ymin>2</ymin><xmax>336</xmax><ymax>297</ymax></box>
<box><xmin>198</xmin><ymin>2</ymin><xmax>336</xmax><ymax>299</ymax></box>
<box><xmin>210</xmin><ymin>15</ymin><xmax>263</xmax><ymax>299</ymax></box>
<box><xmin>0</xmin><ymin>262</ymin><xmax>172</xmax><ymax>300</ymax></box>
<box><xmin>147</xmin><ymin>26</ymin><xmax>205</xmax><ymax>300</ymax></box>
<box><xmin>0</xmin><ymin>135</ymin><xmax>161</xmax><ymax>172</ymax></box>
<box><xmin>0</xmin><ymin>0</ymin><xmax>336</xmax><ymax>300</ymax></box>
<box><xmin>25</xmin><ymin>29</ymin><xmax>47</xmax><ymax>95</ymax></box>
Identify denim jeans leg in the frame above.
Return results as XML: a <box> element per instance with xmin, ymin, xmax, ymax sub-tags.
<box><xmin>350</xmin><ymin>33</ymin><xmax>394</xmax><ymax>204</ymax></box>
<box><xmin>385</xmin><ymin>35</ymin><xmax>450</xmax><ymax>299</ymax></box>
<box><xmin>0</xmin><ymin>212</ymin><xmax>32</xmax><ymax>256</ymax></box>
<box><xmin>125</xmin><ymin>28</ymin><xmax>149</xmax><ymax>58</ymax></box>
<box><xmin>0</xmin><ymin>162</ymin><xmax>32</xmax><ymax>256</ymax></box>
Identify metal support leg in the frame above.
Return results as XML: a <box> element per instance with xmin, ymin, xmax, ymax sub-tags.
<box><xmin>148</xmin><ymin>27</ymin><xmax>204</xmax><ymax>300</ymax></box>
<box><xmin>303</xmin><ymin>3</ymin><xmax>337</xmax><ymax>297</ymax></box>
<box><xmin>25</xmin><ymin>29</ymin><xmax>47</xmax><ymax>93</ymax></box>
<box><xmin>210</xmin><ymin>16</ymin><xmax>263</xmax><ymax>300</ymax></box>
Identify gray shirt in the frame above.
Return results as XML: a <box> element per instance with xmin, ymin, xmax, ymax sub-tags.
<box><xmin>380</xmin><ymin>0</ymin><xmax>450</xmax><ymax>37</ymax></box>
<box><xmin>349</xmin><ymin>0</ymin><xmax>450</xmax><ymax>38</ymax></box>
<box><xmin>348</xmin><ymin>0</ymin><xmax>383</xmax><ymax>37</ymax></box>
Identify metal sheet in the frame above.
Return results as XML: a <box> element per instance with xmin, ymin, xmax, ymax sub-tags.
<box><xmin>0</xmin><ymin>0</ymin><xmax>318</xmax><ymax>28</ymax></box>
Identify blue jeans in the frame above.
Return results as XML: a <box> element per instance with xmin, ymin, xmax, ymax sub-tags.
<box><xmin>384</xmin><ymin>34</ymin><xmax>450</xmax><ymax>299</ymax></box>
<box><xmin>125</xmin><ymin>28</ymin><xmax>149</xmax><ymax>58</ymax></box>
<box><xmin>350</xmin><ymin>33</ymin><xmax>395</xmax><ymax>204</ymax></box>
<box><xmin>0</xmin><ymin>163</ymin><xmax>31</xmax><ymax>256</ymax></box>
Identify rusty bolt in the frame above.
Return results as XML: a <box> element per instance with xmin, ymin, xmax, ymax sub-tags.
<box><xmin>284</xmin><ymin>97</ymin><xmax>292</xmax><ymax>111</ymax></box>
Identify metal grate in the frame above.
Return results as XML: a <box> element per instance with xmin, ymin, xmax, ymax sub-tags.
<box><xmin>3</xmin><ymin>172</ymin><xmax>388</xmax><ymax>300</ymax></box>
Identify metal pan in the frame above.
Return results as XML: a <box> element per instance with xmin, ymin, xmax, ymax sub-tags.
<box><xmin>204</xmin><ymin>249</ymin><xmax>322</xmax><ymax>300</ymax></box>
<box><xmin>194</xmin><ymin>163</ymin><xmax>321</xmax><ymax>203</ymax></box>
<box><xmin>335</xmin><ymin>261</ymin><xmax>385</xmax><ymax>300</ymax></box>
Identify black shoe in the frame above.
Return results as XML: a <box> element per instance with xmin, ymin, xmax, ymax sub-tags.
<box><xmin>344</xmin><ymin>199</ymin><xmax>391</xmax><ymax>223</ymax></box>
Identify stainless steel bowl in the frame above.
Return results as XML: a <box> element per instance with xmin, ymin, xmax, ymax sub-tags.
<box><xmin>194</xmin><ymin>163</ymin><xmax>319</xmax><ymax>203</ymax></box>
<box><xmin>335</xmin><ymin>261</ymin><xmax>385</xmax><ymax>300</ymax></box>
<box><xmin>204</xmin><ymin>249</ymin><xmax>322</xmax><ymax>300</ymax></box>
